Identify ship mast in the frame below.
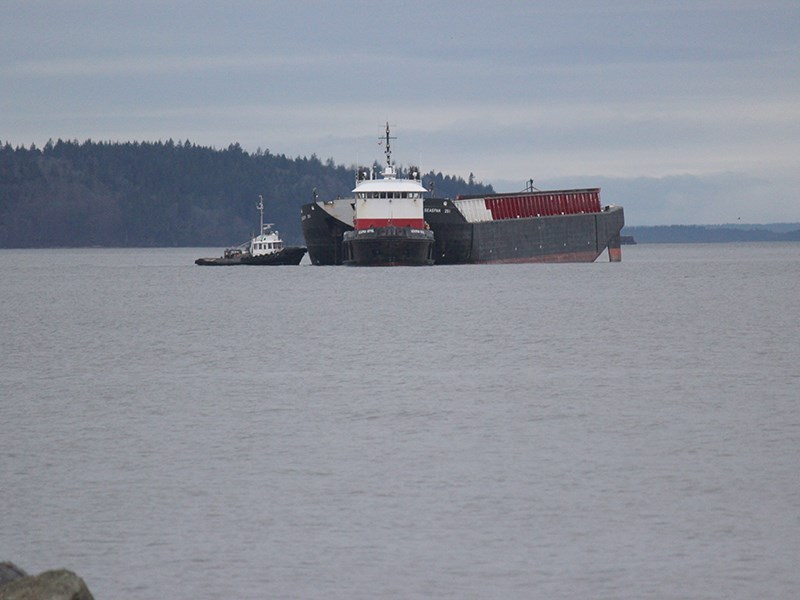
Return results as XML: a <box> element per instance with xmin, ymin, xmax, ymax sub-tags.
<box><xmin>257</xmin><ymin>195</ymin><xmax>265</xmax><ymax>235</ymax></box>
<box><xmin>380</xmin><ymin>121</ymin><xmax>396</xmax><ymax>169</ymax></box>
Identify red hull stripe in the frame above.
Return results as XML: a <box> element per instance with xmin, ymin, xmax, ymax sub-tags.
<box><xmin>355</xmin><ymin>218</ymin><xmax>426</xmax><ymax>229</ymax></box>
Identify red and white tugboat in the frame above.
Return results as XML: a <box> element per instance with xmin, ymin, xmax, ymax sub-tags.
<box><xmin>341</xmin><ymin>123</ymin><xmax>434</xmax><ymax>266</ymax></box>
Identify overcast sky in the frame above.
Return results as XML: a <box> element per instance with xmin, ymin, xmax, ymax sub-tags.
<box><xmin>2</xmin><ymin>1</ymin><xmax>798</xmax><ymax>225</ymax></box>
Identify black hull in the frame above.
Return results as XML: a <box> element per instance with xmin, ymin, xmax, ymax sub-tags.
<box><xmin>342</xmin><ymin>226</ymin><xmax>435</xmax><ymax>266</ymax></box>
<box><xmin>301</xmin><ymin>199</ymin><xmax>625</xmax><ymax>265</ymax></box>
<box><xmin>424</xmin><ymin>198</ymin><xmax>625</xmax><ymax>263</ymax></box>
<box><xmin>426</xmin><ymin>201</ymin><xmax>625</xmax><ymax>264</ymax></box>
<box><xmin>301</xmin><ymin>202</ymin><xmax>353</xmax><ymax>265</ymax></box>
<box><xmin>195</xmin><ymin>246</ymin><xmax>306</xmax><ymax>266</ymax></box>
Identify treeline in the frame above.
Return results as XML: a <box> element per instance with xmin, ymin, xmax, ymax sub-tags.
<box><xmin>623</xmin><ymin>225</ymin><xmax>800</xmax><ymax>243</ymax></box>
<box><xmin>0</xmin><ymin>139</ymin><xmax>494</xmax><ymax>247</ymax></box>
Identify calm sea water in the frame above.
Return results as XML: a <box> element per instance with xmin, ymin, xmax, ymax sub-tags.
<box><xmin>2</xmin><ymin>244</ymin><xmax>799</xmax><ymax>599</ymax></box>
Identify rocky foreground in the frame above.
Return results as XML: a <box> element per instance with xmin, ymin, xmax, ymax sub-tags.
<box><xmin>0</xmin><ymin>562</ymin><xmax>94</xmax><ymax>600</ymax></box>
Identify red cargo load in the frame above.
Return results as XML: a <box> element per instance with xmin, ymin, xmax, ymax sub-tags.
<box><xmin>481</xmin><ymin>188</ymin><xmax>601</xmax><ymax>221</ymax></box>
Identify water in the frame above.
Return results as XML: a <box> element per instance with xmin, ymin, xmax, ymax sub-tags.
<box><xmin>2</xmin><ymin>244</ymin><xmax>799</xmax><ymax>599</ymax></box>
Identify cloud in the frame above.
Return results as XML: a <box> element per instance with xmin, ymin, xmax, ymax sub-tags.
<box><xmin>2</xmin><ymin>0</ymin><xmax>798</xmax><ymax>224</ymax></box>
<box><xmin>1</xmin><ymin>52</ymin><xmax>375</xmax><ymax>78</ymax></box>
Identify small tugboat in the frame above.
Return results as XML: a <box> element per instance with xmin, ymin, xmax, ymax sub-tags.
<box><xmin>195</xmin><ymin>196</ymin><xmax>306</xmax><ymax>266</ymax></box>
<box><xmin>341</xmin><ymin>123</ymin><xmax>434</xmax><ymax>266</ymax></box>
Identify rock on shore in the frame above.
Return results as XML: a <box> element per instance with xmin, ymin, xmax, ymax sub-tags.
<box><xmin>0</xmin><ymin>563</ymin><xmax>94</xmax><ymax>600</ymax></box>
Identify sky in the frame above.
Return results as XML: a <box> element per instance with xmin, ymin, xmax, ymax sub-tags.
<box><xmin>2</xmin><ymin>0</ymin><xmax>799</xmax><ymax>225</ymax></box>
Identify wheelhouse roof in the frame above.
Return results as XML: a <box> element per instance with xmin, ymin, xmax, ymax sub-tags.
<box><xmin>353</xmin><ymin>179</ymin><xmax>427</xmax><ymax>193</ymax></box>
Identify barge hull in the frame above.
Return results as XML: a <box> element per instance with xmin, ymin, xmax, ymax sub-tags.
<box><xmin>301</xmin><ymin>201</ymin><xmax>352</xmax><ymax>265</ymax></box>
<box><xmin>467</xmin><ymin>208</ymin><xmax>624</xmax><ymax>263</ymax></box>
<box><xmin>301</xmin><ymin>196</ymin><xmax>624</xmax><ymax>265</ymax></box>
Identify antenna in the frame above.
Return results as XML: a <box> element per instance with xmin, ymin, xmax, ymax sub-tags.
<box><xmin>379</xmin><ymin>121</ymin><xmax>396</xmax><ymax>167</ymax></box>
<box><xmin>257</xmin><ymin>194</ymin><xmax>265</xmax><ymax>234</ymax></box>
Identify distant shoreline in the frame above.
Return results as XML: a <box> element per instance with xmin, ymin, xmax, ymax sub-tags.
<box><xmin>621</xmin><ymin>224</ymin><xmax>800</xmax><ymax>244</ymax></box>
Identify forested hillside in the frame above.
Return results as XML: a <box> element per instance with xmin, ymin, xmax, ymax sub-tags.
<box><xmin>0</xmin><ymin>139</ymin><xmax>494</xmax><ymax>247</ymax></box>
<box><xmin>623</xmin><ymin>224</ymin><xmax>800</xmax><ymax>243</ymax></box>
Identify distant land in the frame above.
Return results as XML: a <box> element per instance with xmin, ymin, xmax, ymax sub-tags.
<box><xmin>1</xmin><ymin>139</ymin><xmax>798</xmax><ymax>248</ymax></box>
<box><xmin>622</xmin><ymin>224</ymin><xmax>800</xmax><ymax>244</ymax></box>
<box><xmin>0</xmin><ymin>139</ymin><xmax>492</xmax><ymax>248</ymax></box>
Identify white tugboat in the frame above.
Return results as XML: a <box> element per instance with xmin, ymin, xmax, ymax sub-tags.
<box><xmin>195</xmin><ymin>195</ymin><xmax>306</xmax><ymax>265</ymax></box>
<box><xmin>341</xmin><ymin>123</ymin><xmax>435</xmax><ymax>266</ymax></box>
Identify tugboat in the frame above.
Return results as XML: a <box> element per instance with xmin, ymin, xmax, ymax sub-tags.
<box><xmin>341</xmin><ymin>123</ymin><xmax>434</xmax><ymax>266</ymax></box>
<box><xmin>195</xmin><ymin>196</ymin><xmax>306</xmax><ymax>266</ymax></box>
